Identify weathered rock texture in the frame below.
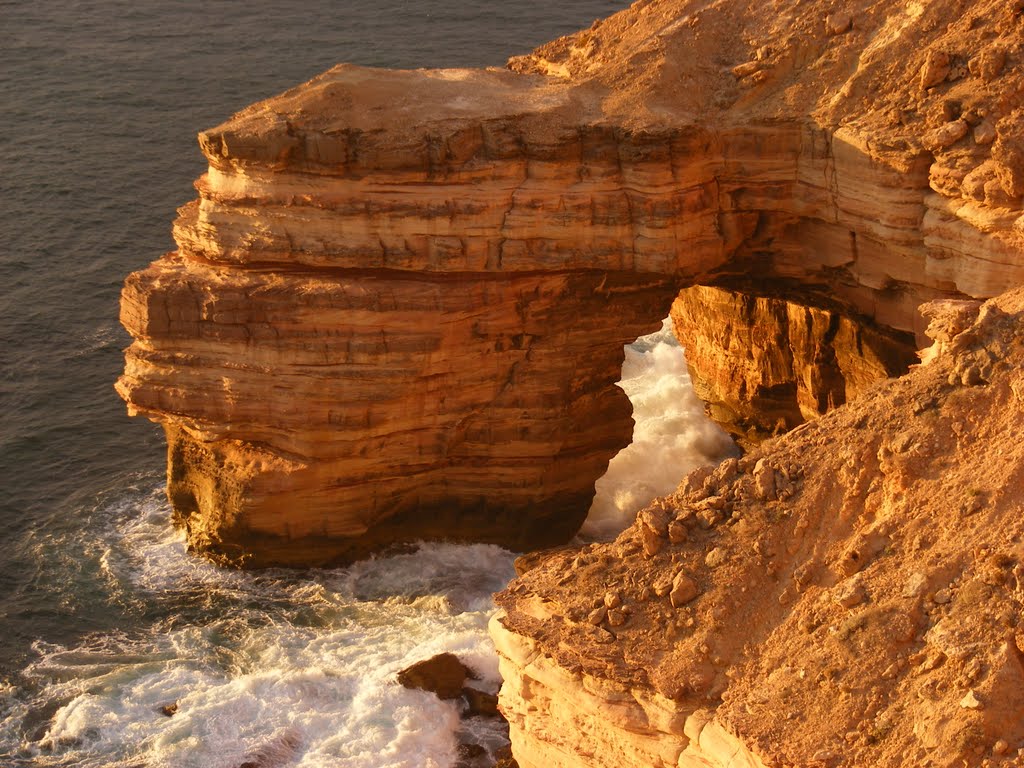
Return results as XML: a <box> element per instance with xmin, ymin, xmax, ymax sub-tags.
<box><xmin>118</xmin><ymin>0</ymin><xmax>1024</xmax><ymax>565</ymax></box>
<box><xmin>671</xmin><ymin>285</ymin><xmax>918</xmax><ymax>444</ymax></box>
<box><xmin>492</xmin><ymin>289</ymin><xmax>1024</xmax><ymax>768</ymax></box>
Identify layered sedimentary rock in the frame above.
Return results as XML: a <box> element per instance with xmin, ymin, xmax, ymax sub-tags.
<box><xmin>118</xmin><ymin>0</ymin><xmax>1024</xmax><ymax>565</ymax></box>
<box><xmin>121</xmin><ymin>250</ymin><xmax>674</xmax><ymax>565</ymax></box>
<box><xmin>671</xmin><ymin>286</ymin><xmax>918</xmax><ymax>443</ymax></box>
<box><xmin>493</xmin><ymin>289</ymin><xmax>1024</xmax><ymax>768</ymax></box>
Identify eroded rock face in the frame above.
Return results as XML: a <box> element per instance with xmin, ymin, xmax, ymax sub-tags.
<box><xmin>121</xmin><ymin>256</ymin><xmax>673</xmax><ymax>565</ymax></box>
<box><xmin>118</xmin><ymin>0</ymin><xmax>1024</xmax><ymax>565</ymax></box>
<box><xmin>397</xmin><ymin>653</ymin><xmax>477</xmax><ymax>700</ymax></box>
<box><xmin>492</xmin><ymin>288</ymin><xmax>1024</xmax><ymax>768</ymax></box>
<box><xmin>671</xmin><ymin>286</ymin><xmax>919</xmax><ymax>444</ymax></box>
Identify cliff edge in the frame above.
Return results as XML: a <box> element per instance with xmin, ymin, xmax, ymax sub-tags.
<box><xmin>493</xmin><ymin>289</ymin><xmax>1024</xmax><ymax>767</ymax></box>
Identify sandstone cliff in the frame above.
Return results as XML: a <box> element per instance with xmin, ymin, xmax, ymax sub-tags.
<box><xmin>671</xmin><ymin>285</ymin><xmax>918</xmax><ymax>445</ymax></box>
<box><xmin>492</xmin><ymin>288</ymin><xmax>1024</xmax><ymax>768</ymax></box>
<box><xmin>118</xmin><ymin>0</ymin><xmax>1024</xmax><ymax>566</ymax></box>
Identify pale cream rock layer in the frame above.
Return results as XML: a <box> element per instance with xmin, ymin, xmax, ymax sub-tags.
<box><xmin>490</xmin><ymin>611</ymin><xmax>769</xmax><ymax>768</ymax></box>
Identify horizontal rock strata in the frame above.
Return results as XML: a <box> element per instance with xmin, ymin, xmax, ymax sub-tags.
<box><xmin>118</xmin><ymin>0</ymin><xmax>1024</xmax><ymax>565</ymax></box>
<box><xmin>490</xmin><ymin>612</ymin><xmax>769</xmax><ymax>768</ymax></box>
<box><xmin>121</xmin><ymin>258</ymin><xmax>672</xmax><ymax>564</ymax></box>
<box><xmin>493</xmin><ymin>289</ymin><xmax>1024</xmax><ymax>768</ymax></box>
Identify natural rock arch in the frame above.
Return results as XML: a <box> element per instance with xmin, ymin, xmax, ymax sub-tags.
<box><xmin>118</xmin><ymin>6</ymin><xmax>1024</xmax><ymax>565</ymax></box>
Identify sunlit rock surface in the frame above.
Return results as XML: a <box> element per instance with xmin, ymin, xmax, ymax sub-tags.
<box><xmin>493</xmin><ymin>288</ymin><xmax>1024</xmax><ymax>768</ymax></box>
<box><xmin>118</xmin><ymin>0</ymin><xmax>1024</xmax><ymax>567</ymax></box>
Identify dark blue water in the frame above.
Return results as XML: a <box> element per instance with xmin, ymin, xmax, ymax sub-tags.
<box><xmin>0</xmin><ymin>3</ymin><xmax>632</xmax><ymax>764</ymax></box>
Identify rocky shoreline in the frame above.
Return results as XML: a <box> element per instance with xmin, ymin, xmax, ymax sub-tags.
<box><xmin>117</xmin><ymin>0</ymin><xmax>1024</xmax><ymax>763</ymax></box>
<box><xmin>492</xmin><ymin>291</ymin><xmax>1024</xmax><ymax>767</ymax></box>
<box><xmin>117</xmin><ymin>0</ymin><xmax>1023</xmax><ymax>566</ymax></box>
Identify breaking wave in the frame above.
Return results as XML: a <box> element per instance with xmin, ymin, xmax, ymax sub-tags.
<box><xmin>0</xmin><ymin>488</ymin><xmax>514</xmax><ymax>768</ymax></box>
<box><xmin>583</xmin><ymin>317</ymin><xmax>737</xmax><ymax>538</ymax></box>
<box><xmin>0</xmin><ymin>318</ymin><xmax>730</xmax><ymax>767</ymax></box>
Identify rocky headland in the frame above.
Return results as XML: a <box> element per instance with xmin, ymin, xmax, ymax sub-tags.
<box><xmin>118</xmin><ymin>0</ymin><xmax>1024</xmax><ymax>566</ymax></box>
<box><xmin>118</xmin><ymin>0</ymin><xmax>1024</xmax><ymax>763</ymax></box>
<box><xmin>493</xmin><ymin>289</ymin><xmax>1024</xmax><ymax>767</ymax></box>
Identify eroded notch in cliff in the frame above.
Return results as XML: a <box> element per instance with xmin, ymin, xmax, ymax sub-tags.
<box><xmin>670</xmin><ymin>284</ymin><xmax>919</xmax><ymax>446</ymax></box>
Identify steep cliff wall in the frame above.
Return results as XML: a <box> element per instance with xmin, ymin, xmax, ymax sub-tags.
<box><xmin>118</xmin><ymin>0</ymin><xmax>1024</xmax><ymax>565</ymax></box>
<box><xmin>493</xmin><ymin>289</ymin><xmax>1024</xmax><ymax>768</ymax></box>
<box><xmin>671</xmin><ymin>286</ymin><xmax>918</xmax><ymax>444</ymax></box>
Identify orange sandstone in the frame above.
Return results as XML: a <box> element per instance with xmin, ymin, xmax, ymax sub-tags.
<box><xmin>118</xmin><ymin>0</ymin><xmax>1024</xmax><ymax>571</ymax></box>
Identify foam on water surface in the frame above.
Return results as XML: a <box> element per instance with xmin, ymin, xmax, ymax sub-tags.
<box><xmin>0</xmin><ymin>318</ymin><xmax>730</xmax><ymax>768</ymax></box>
<box><xmin>583</xmin><ymin>318</ymin><xmax>737</xmax><ymax>538</ymax></box>
<box><xmin>1</xmin><ymin>2</ymin><xmax>704</xmax><ymax>765</ymax></box>
<box><xmin>0</xmin><ymin>489</ymin><xmax>514</xmax><ymax>768</ymax></box>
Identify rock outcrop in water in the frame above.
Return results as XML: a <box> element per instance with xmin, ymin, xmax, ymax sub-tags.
<box><xmin>118</xmin><ymin>0</ymin><xmax>1024</xmax><ymax>569</ymax></box>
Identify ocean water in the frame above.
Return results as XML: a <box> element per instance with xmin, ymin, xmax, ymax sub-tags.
<box><xmin>0</xmin><ymin>2</ymin><xmax>732</xmax><ymax>765</ymax></box>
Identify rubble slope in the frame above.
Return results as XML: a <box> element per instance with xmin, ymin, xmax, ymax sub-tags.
<box><xmin>494</xmin><ymin>289</ymin><xmax>1024</xmax><ymax>768</ymax></box>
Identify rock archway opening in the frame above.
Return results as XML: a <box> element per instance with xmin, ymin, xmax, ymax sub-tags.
<box><xmin>580</xmin><ymin>281</ymin><xmax>920</xmax><ymax>541</ymax></box>
<box><xmin>116</xmin><ymin>48</ymin><xmax>1021</xmax><ymax>567</ymax></box>
<box><xmin>581</xmin><ymin>317</ymin><xmax>737</xmax><ymax>540</ymax></box>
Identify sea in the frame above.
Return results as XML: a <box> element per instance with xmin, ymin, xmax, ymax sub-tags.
<box><xmin>0</xmin><ymin>3</ymin><xmax>735</xmax><ymax>766</ymax></box>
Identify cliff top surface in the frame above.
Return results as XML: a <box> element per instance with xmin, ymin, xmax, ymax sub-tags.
<box><xmin>496</xmin><ymin>287</ymin><xmax>1024</xmax><ymax>766</ymax></box>
<box><xmin>512</xmin><ymin>0</ymin><xmax>1023</xmax><ymax>133</ymax></box>
<box><xmin>203</xmin><ymin>0</ymin><xmax>1024</xmax><ymax>182</ymax></box>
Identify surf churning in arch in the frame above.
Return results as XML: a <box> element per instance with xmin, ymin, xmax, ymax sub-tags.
<box><xmin>583</xmin><ymin>317</ymin><xmax>737</xmax><ymax>539</ymax></box>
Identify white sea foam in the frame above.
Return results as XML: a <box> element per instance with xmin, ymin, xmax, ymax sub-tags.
<box><xmin>1</xmin><ymin>491</ymin><xmax>515</xmax><ymax>768</ymax></box>
<box><xmin>583</xmin><ymin>318</ymin><xmax>736</xmax><ymax>538</ymax></box>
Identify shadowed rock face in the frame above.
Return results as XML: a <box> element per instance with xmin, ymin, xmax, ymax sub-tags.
<box><xmin>671</xmin><ymin>286</ymin><xmax>919</xmax><ymax>445</ymax></box>
<box><xmin>118</xmin><ymin>0</ymin><xmax>1024</xmax><ymax>566</ymax></box>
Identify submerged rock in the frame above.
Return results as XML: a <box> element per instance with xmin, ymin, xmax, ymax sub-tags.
<box><xmin>234</xmin><ymin>728</ymin><xmax>302</xmax><ymax>768</ymax></box>
<box><xmin>463</xmin><ymin>687</ymin><xmax>500</xmax><ymax>718</ymax></box>
<box><xmin>397</xmin><ymin>653</ymin><xmax>477</xmax><ymax>700</ymax></box>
